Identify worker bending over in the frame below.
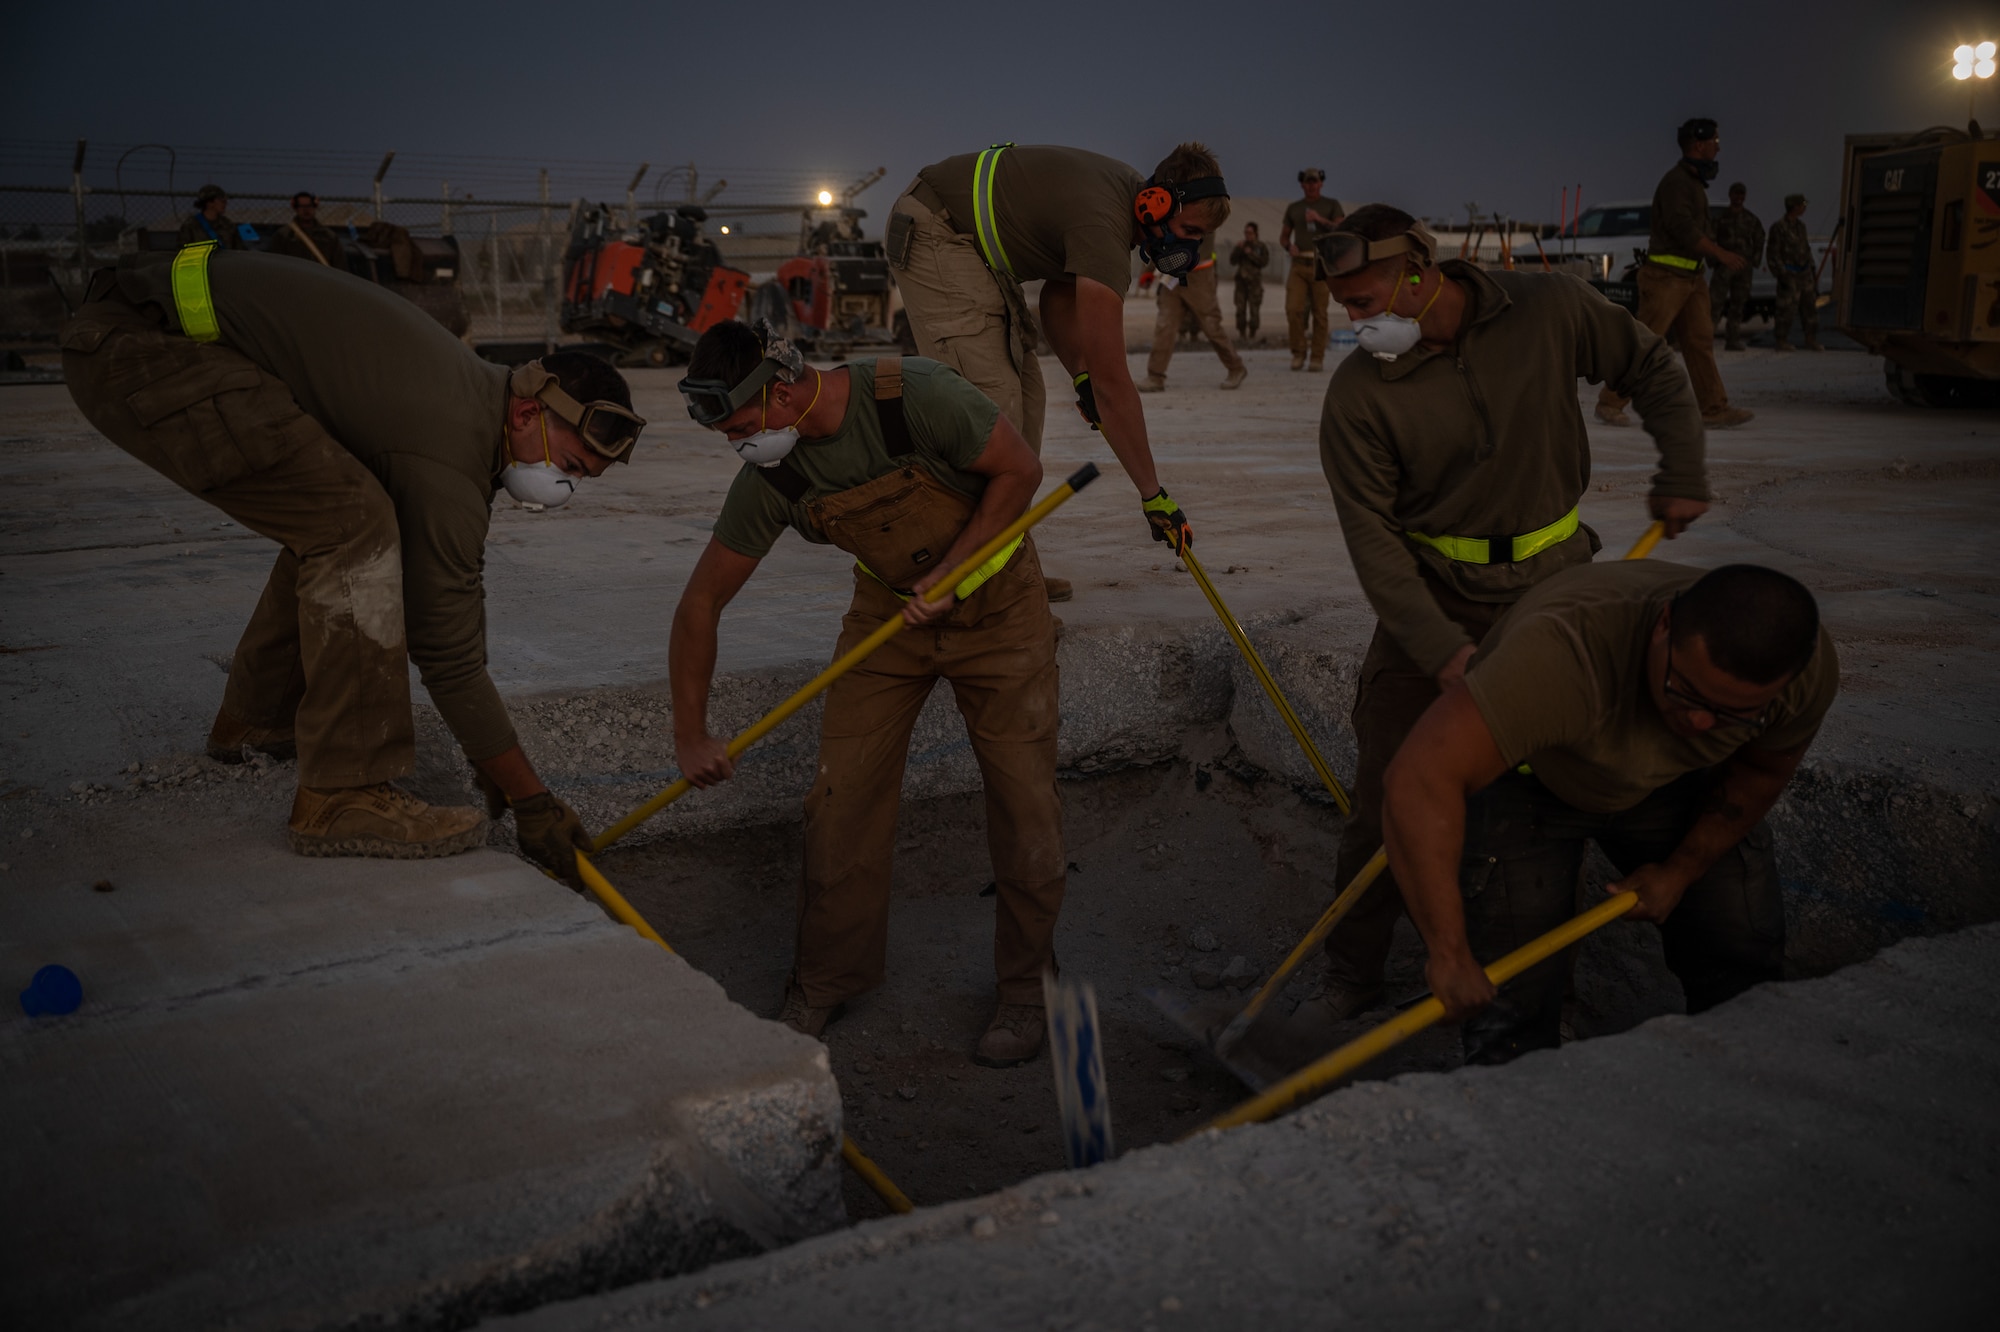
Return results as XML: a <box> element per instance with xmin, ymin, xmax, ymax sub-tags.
<box><xmin>671</xmin><ymin>321</ymin><xmax>1063</xmax><ymax>1068</ymax></box>
<box><xmin>60</xmin><ymin>245</ymin><xmax>631</xmax><ymax>878</ymax></box>
<box><xmin>1383</xmin><ymin>561</ymin><xmax>1838</xmax><ymax>1063</ymax></box>
<box><xmin>889</xmin><ymin>142</ymin><xmax>1232</xmax><ymax>594</ymax></box>
<box><xmin>1304</xmin><ymin>205</ymin><xmax>1710</xmax><ymax>1033</ymax></box>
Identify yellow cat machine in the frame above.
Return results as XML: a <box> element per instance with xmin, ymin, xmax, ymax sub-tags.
<box><xmin>559</xmin><ymin>202</ymin><xmax>749</xmax><ymax>366</ymax></box>
<box><xmin>1837</xmin><ymin>125</ymin><xmax>2000</xmax><ymax>407</ymax></box>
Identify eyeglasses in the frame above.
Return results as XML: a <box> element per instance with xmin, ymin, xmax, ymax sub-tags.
<box><xmin>1663</xmin><ymin>634</ymin><xmax>1772</xmax><ymax>730</ymax></box>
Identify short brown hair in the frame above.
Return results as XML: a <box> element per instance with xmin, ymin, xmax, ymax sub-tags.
<box><xmin>1153</xmin><ymin>142</ymin><xmax>1230</xmax><ymax>226</ymax></box>
<box><xmin>1333</xmin><ymin>203</ymin><xmax>1417</xmax><ymax>243</ymax></box>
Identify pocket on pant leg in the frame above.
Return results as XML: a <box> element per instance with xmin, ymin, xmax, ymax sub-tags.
<box><xmin>124</xmin><ymin>353</ymin><xmax>302</xmax><ymax>493</ymax></box>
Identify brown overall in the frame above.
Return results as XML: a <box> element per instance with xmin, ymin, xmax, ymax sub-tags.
<box><xmin>787</xmin><ymin>363</ymin><xmax>1065</xmax><ymax>1008</ymax></box>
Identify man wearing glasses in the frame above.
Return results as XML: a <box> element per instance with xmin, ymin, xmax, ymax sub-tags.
<box><xmin>1377</xmin><ymin>560</ymin><xmax>1839</xmax><ymax>1065</ymax></box>
<box><xmin>59</xmin><ymin>245</ymin><xmax>641</xmax><ymax>876</ymax></box>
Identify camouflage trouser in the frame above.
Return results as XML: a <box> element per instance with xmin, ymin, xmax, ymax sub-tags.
<box><xmin>1773</xmin><ymin>270</ymin><xmax>1818</xmax><ymax>343</ymax></box>
<box><xmin>1233</xmin><ymin>276</ymin><xmax>1264</xmax><ymax>337</ymax></box>
<box><xmin>1709</xmin><ymin>266</ymin><xmax>1753</xmax><ymax>344</ymax></box>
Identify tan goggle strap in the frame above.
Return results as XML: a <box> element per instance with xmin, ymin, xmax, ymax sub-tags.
<box><xmin>509</xmin><ymin>360</ymin><xmax>645</xmax><ymax>458</ymax></box>
<box><xmin>1318</xmin><ymin>221</ymin><xmax>1440</xmax><ymax>276</ymax></box>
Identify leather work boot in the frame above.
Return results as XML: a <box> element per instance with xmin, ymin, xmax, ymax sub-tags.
<box><xmin>973</xmin><ymin>1002</ymin><xmax>1046</xmax><ymax>1068</ymax></box>
<box><xmin>1773</xmin><ymin>339</ymin><xmax>1794</xmax><ymax>352</ymax></box>
<box><xmin>1594</xmin><ymin>402</ymin><xmax>1633</xmax><ymax>428</ymax></box>
<box><xmin>1138</xmin><ymin>375</ymin><xmax>1167</xmax><ymax>393</ymax></box>
<box><xmin>1804</xmin><ymin>337</ymin><xmax>1825</xmax><ymax>351</ymax></box>
<box><xmin>288</xmin><ymin>783</ymin><xmax>486</xmax><ymax>859</ymax></box>
<box><xmin>1307</xmin><ymin>358</ymin><xmax>1325</xmax><ymax>372</ymax></box>
<box><xmin>1702</xmin><ymin>406</ymin><xmax>1756</xmax><ymax>428</ymax></box>
<box><xmin>776</xmin><ymin>978</ymin><xmax>844</xmax><ymax>1040</ymax></box>
<box><xmin>1043</xmin><ymin>577</ymin><xmax>1074</xmax><ymax>604</ymax></box>
<box><xmin>207</xmin><ymin>710</ymin><xmax>297</xmax><ymax>764</ymax></box>
<box><xmin>1221</xmin><ymin>366</ymin><xmax>1247</xmax><ymax>390</ymax></box>
<box><xmin>1290</xmin><ymin>353</ymin><xmax>1306</xmax><ymax>371</ymax></box>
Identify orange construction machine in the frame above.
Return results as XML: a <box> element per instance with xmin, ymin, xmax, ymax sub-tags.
<box><xmin>561</xmin><ymin>202</ymin><xmax>748</xmax><ymax>366</ymax></box>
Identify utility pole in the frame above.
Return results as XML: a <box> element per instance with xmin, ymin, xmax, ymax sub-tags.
<box><xmin>71</xmin><ymin>139</ymin><xmax>88</xmax><ymax>267</ymax></box>
<box><xmin>539</xmin><ymin>168</ymin><xmax>555</xmax><ymax>352</ymax></box>
<box><xmin>625</xmin><ymin>163</ymin><xmax>649</xmax><ymax>230</ymax></box>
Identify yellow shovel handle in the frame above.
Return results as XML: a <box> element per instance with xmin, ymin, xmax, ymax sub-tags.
<box><xmin>593</xmin><ymin>463</ymin><xmax>1101</xmax><ymax>851</ymax></box>
<box><xmin>1194</xmin><ymin>890</ymin><xmax>1638</xmax><ymax>1134</ymax></box>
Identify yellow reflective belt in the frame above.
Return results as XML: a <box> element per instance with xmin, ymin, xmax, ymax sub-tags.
<box><xmin>171</xmin><ymin>241</ymin><xmax>222</xmax><ymax>343</ymax></box>
<box><xmin>1406</xmin><ymin>506</ymin><xmax>1579</xmax><ymax>565</ymax></box>
<box><xmin>856</xmin><ymin>533</ymin><xmax>1026</xmax><ymax>604</ymax></box>
<box><xmin>970</xmin><ymin>143</ymin><xmax>1015</xmax><ymax>277</ymax></box>
<box><xmin>1648</xmin><ymin>252</ymin><xmax>1700</xmax><ymax>271</ymax></box>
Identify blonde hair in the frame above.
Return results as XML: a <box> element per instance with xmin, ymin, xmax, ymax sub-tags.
<box><xmin>1153</xmin><ymin>142</ymin><xmax>1230</xmax><ymax>226</ymax></box>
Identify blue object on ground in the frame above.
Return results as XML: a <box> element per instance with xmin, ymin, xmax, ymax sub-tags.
<box><xmin>20</xmin><ymin>964</ymin><xmax>83</xmax><ymax>1016</ymax></box>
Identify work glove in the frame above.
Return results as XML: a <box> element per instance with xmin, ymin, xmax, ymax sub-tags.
<box><xmin>1072</xmin><ymin>371</ymin><xmax>1102</xmax><ymax>431</ymax></box>
<box><xmin>511</xmin><ymin>791</ymin><xmax>595</xmax><ymax>892</ymax></box>
<box><xmin>1143</xmin><ymin>487</ymin><xmax>1193</xmax><ymax>552</ymax></box>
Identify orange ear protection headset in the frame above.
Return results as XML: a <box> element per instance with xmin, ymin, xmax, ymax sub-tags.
<box><xmin>1134</xmin><ymin>175</ymin><xmax>1229</xmax><ymax>227</ymax></box>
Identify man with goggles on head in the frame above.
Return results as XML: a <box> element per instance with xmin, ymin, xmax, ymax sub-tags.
<box><xmin>1297</xmin><ymin>203</ymin><xmax>1710</xmax><ymax>1040</ymax></box>
<box><xmin>59</xmin><ymin>243</ymin><xmax>639</xmax><ymax>881</ymax></box>
<box><xmin>672</xmin><ymin>320</ymin><xmax>1063</xmax><ymax>1069</ymax></box>
<box><xmin>888</xmin><ymin>142</ymin><xmax>1231</xmax><ymax>585</ymax></box>
<box><xmin>1379</xmin><ymin>560</ymin><xmax>1836</xmax><ymax>1065</ymax></box>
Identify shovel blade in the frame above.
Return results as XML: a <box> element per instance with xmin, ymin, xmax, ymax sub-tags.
<box><xmin>1143</xmin><ymin>986</ymin><xmax>1286</xmax><ymax>1091</ymax></box>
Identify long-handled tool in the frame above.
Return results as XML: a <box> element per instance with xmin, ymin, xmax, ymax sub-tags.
<box><xmin>591</xmin><ymin>462</ymin><xmax>1102</xmax><ymax>854</ymax></box>
<box><xmin>1152</xmin><ymin>522</ymin><xmax>1668</xmax><ymax>1086</ymax></box>
<box><xmin>1179</xmin><ymin>544</ymin><xmax>1351</xmax><ymax>815</ymax></box>
<box><xmin>1189</xmin><ymin>889</ymin><xmax>1639</xmax><ymax>1134</ymax></box>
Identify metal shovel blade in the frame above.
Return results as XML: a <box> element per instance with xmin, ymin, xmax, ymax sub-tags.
<box><xmin>1143</xmin><ymin>986</ymin><xmax>1287</xmax><ymax>1091</ymax></box>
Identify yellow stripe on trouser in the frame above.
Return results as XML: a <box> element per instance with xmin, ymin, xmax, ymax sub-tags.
<box><xmin>1406</xmin><ymin>506</ymin><xmax>1579</xmax><ymax>564</ymax></box>
<box><xmin>171</xmin><ymin>241</ymin><xmax>222</xmax><ymax>343</ymax></box>
<box><xmin>1648</xmin><ymin>253</ymin><xmax>1701</xmax><ymax>271</ymax></box>
<box><xmin>856</xmin><ymin>533</ymin><xmax>1025</xmax><ymax>603</ymax></box>
<box><xmin>970</xmin><ymin>144</ymin><xmax>1015</xmax><ymax>276</ymax></box>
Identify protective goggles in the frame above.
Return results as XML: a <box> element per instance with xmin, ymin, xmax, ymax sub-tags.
<box><xmin>678</xmin><ymin>357</ymin><xmax>782</xmax><ymax>426</ymax></box>
<box><xmin>509</xmin><ymin>361</ymin><xmax>646</xmax><ymax>462</ymax></box>
<box><xmin>1315</xmin><ymin>222</ymin><xmax>1440</xmax><ymax>278</ymax></box>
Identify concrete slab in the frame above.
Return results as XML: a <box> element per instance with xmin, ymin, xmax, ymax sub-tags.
<box><xmin>0</xmin><ymin>781</ymin><xmax>843</xmax><ymax>1331</ymax></box>
<box><xmin>491</xmin><ymin>923</ymin><xmax>2000</xmax><ymax>1331</ymax></box>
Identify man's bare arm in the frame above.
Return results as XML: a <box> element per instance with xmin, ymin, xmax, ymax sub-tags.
<box><xmin>668</xmin><ymin>539</ymin><xmax>761</xmax><ymax>786</ymax></box>
<box><xmin>1380</xmin><ymin>685</ymin><xmax>1515</xmax><ymax>1019</ymax></box>
<box><xmin>1040</xmin><ymin>275</ymin><xmax>1160</xmax><ymax>497</ymax></box>
<box><xmin>1615</xmin><ymin>743</ymin><xmax>1807</xmax><ymax>922</ymax></box>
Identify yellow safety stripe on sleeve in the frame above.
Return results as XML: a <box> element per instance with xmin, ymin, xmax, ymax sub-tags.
<box><xmin>855</xmin><ymin>534</ymin><xmax>1026</xmax><ymax>605</ymax></box>
<box><xmin>970</xmin><ymin>144</ymin><xmax>1016</xmax><ymax>277</ymax></box>
<box><xmin>171</xmin><ymin>241</ymin><xmax>222</xmax><ymax>343</ymax></box>
<box><xmin>1647</xmin><ymin>252</ymin><xmax>1701</xmax><ymax>271</ymax></box>
<box><xmin>1405</xmin><ymin>505</ymin><xmax>1579</xmax><ymax>565</ymax></box>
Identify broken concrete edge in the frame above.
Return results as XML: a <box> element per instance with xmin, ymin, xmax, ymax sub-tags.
<box><xmin>484</xmin><ymin>923</ymin><xmax>2000</xmax><ymax>1331</ymax></box>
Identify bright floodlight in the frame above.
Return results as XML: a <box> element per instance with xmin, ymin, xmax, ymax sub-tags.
<box><xmin>1954</xmin><ymin>41</ymin><xmax>1995</xmax><ymax>79</ymax></box>
<box><xmin>817</xmin><ymin>190</ymin><xmax>834</xmax><ymax>206</ymax></box>
<box><xmin>1980</xmin><ymin>41</ymin><xmax>1997</xmax><ymax>59</ymax></box>
<box><xmin>719</xmin><ymin>225</ymin><xmax>730</xmax><ymax>235</ymax></box>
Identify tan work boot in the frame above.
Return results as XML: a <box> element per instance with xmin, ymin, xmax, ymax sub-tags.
<box><xmin>1043</xmin><ymin>576</ymin><xmax>1073</xmax><ymax>603</ymax></box>
<box><xmin>1804</xmin><ymin>337</ymin><xmax>1825</xmax><ymax>351</ymax></box>
<box><xmin>288</xmin><ymin>783</ymin><xmax>485</xmax><ymax>859</ymax></box>
<box><xmin>973</xmin><ymin>1002</ymin><xmax>1046</xmax><ymax>1068</ymax></box>
<box><xmin>1594</xmin><ymin>402</ymin><xmax>1633</xmax><ymax>428</ymax></box>
<box><xmin>1221</xmin><ymin>366</ymin><xmax>1247</xmax><ymax>390</ymax></box>
<box><xmin>776</xmin><ymin>978</ymin><xmax>844</xmax><ymax>1039</ymax></box>
<box><xmin>1290</xmin><ymin>353</ymin><xmax>1306</xmax><ymax>371</ymax></box>
<box><xmin>207</xmin><ymin>710</ymin><xmax>297</xmax><ymax>764</ymax></box>
<box><xmin>1137</xmin><ymin>375</ymin><xmax>1167</xmax><ymax>393</ymax></box>
<box><xmin>1307</xmin><ymin>358</ymin><xmax>1325</xmax><ymax>372</ymax></box>
<box><xmin>1701</xmin><ymin>405</ymin><xmax>1755</xmax><ymax>428</ymax></box>
<box><xmin>1773</xmin><ymin>339</ymin><xmax>1794</xmax><ymax>352</ymax></box>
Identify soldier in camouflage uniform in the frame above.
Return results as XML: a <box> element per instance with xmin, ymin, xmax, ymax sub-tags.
<box><xmin>1767</xmin><ymin>194</ymin><xmax>1822</xmax><ymax>352</ymax></box>
<box><xmin>1229</xmin><ymin>222</ymin><xmax>1271</xmax><ymax>338</ymax></box>
<box><xmin>1710</xmin><ymin>182</ymin><xmax>1764</xmax><ymax>351</ymax></box>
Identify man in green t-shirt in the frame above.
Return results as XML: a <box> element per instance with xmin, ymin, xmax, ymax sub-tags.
<box><xmin>60</xmin><ymin>248</ymin><xmax>636</xmax><ymax>880</ymax></box>
<box><xmin>1279</xmin><ymin>169</ymin><xmax>1343</xmax><ymax>371</ymax></box>
<box><xmin>671</xmin><ymin>320</ymin><xmax>1063</xmax><ymax>1068</ymax></box>
<box><xmin>889</xmin><ymin>142</ymin><xmax>1232</xmax><ymax>597</ymax></box>
<box><xmin>1379</xmin><ymin>560</ymin><xmax>1839</xmax><ymax>1064</ymax></box>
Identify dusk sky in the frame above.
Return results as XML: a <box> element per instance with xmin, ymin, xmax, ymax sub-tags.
<box><xmin>6</xmin><ymin>0</ymin><xmax>1995</xmax><ymax>235</ymax></box>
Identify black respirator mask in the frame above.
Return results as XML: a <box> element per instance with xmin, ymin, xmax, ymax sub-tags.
<box><xmin>1134</xmin><ymin>175</ymin><xmax>1229</xmax><ymax>277</ymax></box>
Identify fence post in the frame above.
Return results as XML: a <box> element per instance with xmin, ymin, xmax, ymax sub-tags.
<box><xmin>71</xmin><ymin>140</ymin><xmax>88</xmax><ymax>268</ymax></box>
<box><xmin>539</xmin><ymin>168</ymin><xmax>554</xmax><ymax>353</ymax></box>
<box><xmin>488</xmin><ymin>210</ymin><xmax>502</xmax><ymax>339</ymax></box>
<box><xmin>441</xmin><ymin>181</ymin><xmax>452</xmax><ymax>236</ymax></box>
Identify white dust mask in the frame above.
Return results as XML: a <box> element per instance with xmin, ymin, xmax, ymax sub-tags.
<box><xmin>1352</xmin><ymin>271</ymin><xmax>1442</xmax><ymax>360</ymax></box>
<box><xmin>731</xmin><ymin>373</ymin><xmax>821</xmax><ymax>468</ymax></box>
<box><xmin>501</xmin><ymin>411</ymin><xmax>578</xmax><ymax>509</ymax></box>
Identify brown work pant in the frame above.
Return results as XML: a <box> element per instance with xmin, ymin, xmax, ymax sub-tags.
<box><xmin>1325</xmin><ymin>572</ymin><xmax>1510</xmax><ymax>992</ymax></box>
<box><xmin>1285</xmin><ymin>262</ymin><xmax>1330</xmax><ymax>363</ymax></box>
<box><xmin>1598</xmin><ymin>265</ymin><xmax>1731</xmax><ymax>417</ymax></box>
<box><xmin>797</xmin><ymin>540</ymin><xmax>1065</xmax><ymax>1007</ymax></box>
<box><xmin>889</xmin><ymin>186</ymin><xmax>1047</xmax><ymax>455</ymax></box>
<box><xmin>1145</xmin><ymin>265</ymin><xmax>1243</xmax><ymax>381</ymax></box>
<box><xmin>59</xmin><ymin>297</ymin><xmax>415</xmax><ymax>788</ymax></box>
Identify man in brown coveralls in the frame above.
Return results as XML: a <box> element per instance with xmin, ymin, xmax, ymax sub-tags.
<box><xmin>58</xmin><ymin>245</ymin><xmax>635</xmax><ymax>879</ymax></box>
<box><xmin>671</xmin><ymin>321</ymin><xmax>1060</xmax><ymax>1067</ymax></box>
<box><xmin>1596</xmin><ymin>118</ymin><xmax>1754</xmax><ymax>429</ymax></box>
<box><xmin>1299</xmin><ymin>205</ymin><xmax>1710</xmax><ymax>1034</ymax></box>
<box><xmin>888</xmin><ymin>142</ymin><xmax>1232</xmax><ymax>596</ymax></box>
<box><xmin>1139</xmin><ymin>239</ymin><xmax>1247</xmax><ymax>392</ymax></box>
<box><xmin>1279</xmin><ymin>169</ymin><xmax>1342</xmax><ymax>372</ymax></box>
